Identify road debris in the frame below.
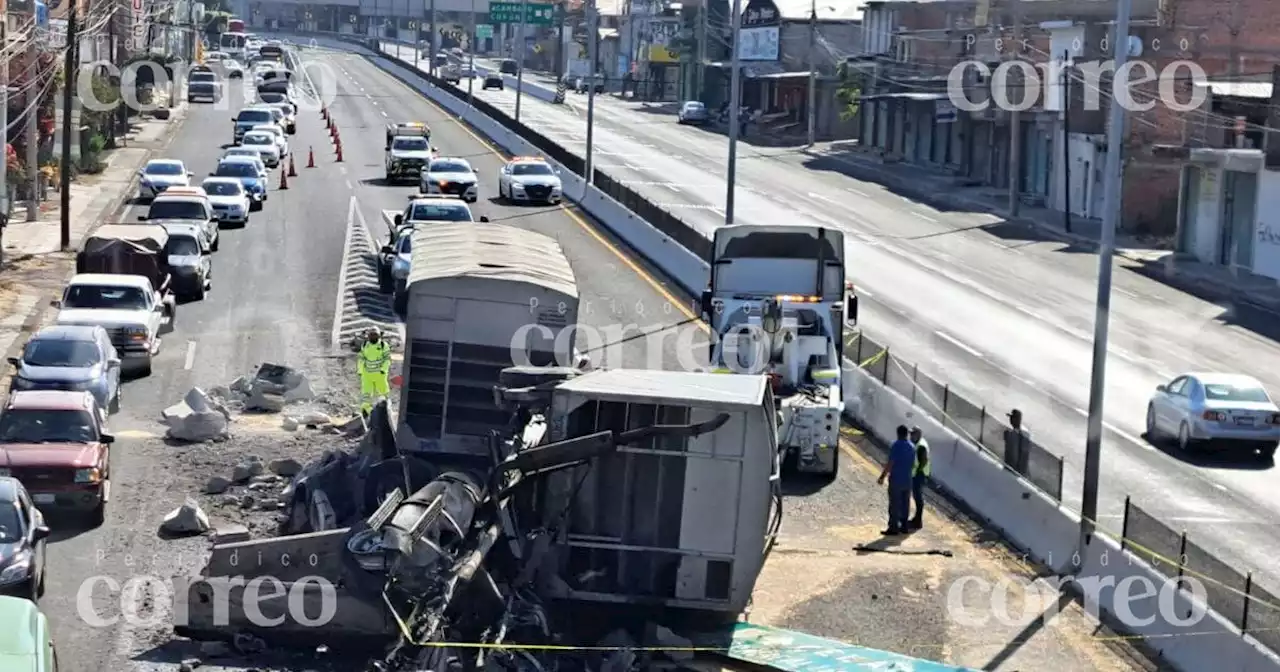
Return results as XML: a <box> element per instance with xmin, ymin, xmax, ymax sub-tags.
<box><xmin>161</xmin><ymin>388</ymin><xmax>231</xmax><ymax>442</ymax></box>
<box><xmin>212</xmin><ymin>523</ymin><xmax>250</xmax><ymax>544</ymax></box>
<box><xmin>160</xmin><ymin>497</ymin><xmax>210</xmax><ymax>535</ymax></box>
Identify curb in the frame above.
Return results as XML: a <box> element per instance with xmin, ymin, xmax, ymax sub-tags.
<box><xmin>1</xmin><ymin>106</ymin><xmax>191</xmax><ymax>368</ymax></box>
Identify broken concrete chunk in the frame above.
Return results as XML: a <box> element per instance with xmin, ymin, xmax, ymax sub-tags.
<box><xmin>161</xmin><ymin>388</ymin><xmax>230</xmax><ymax>442</ymax></box>
<box><xmin>213</xmin><ymin>523</ymin><xmax>250</xmax><ymax>544</ymax></box>
<box><xmin>178</xmin><ymin>658</ymin><xmax>201</xmax><ymax>672</ymax></box>
<box><xmin>161</xmin><ymin>498</ymin><xmax>210</xmax><ymax>535</ymax></box>
<box><xmin>298</xmin><ymin>411</ymin><xmax>331</xmax><ymax>426</ymax></box>
<box><xmin>244</xmin><ymin>388</ymin><xmax>286</xmax><ymax>412</ymax></box>
<box><xmin>281</xmin><ymin>416</ymin><xmax>299</xmax><ymax>431</ymax></box>
<box><xmin>203</xmin><ymin>476</ymin><xmax>231</xmax><ymax>494</ymax></box>
<box><xmin>269</xmin><ymin>457</ymin><xmax>303</xmax><ymax>477</ymax></box>
<box><xmin>284</xmin><ymin>377</ymin><xmax>315</xmax><ymax>403</ymax></box>
<box><xmin>231</xmin><ymin>458</ymin><xmax>264</xmax><ymax>483</ymax></box>
<box><xmin>239</xmin><ymin>494</ymin><xmax>256</xmax><ymax>509</ymax></box>
<box><xmin>228</xmin><ymin>376</ymin><xmax>252</xmax><ymax>395</ymax></box>
<box><xmin>199</xmin><ymin>641</ymin><xmax>231</xmax><ymax>657</ymax></box>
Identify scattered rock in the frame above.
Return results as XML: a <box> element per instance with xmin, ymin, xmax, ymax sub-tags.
<box><xmin>199</xmin><ymin>641</ymin><xmax>231</xmax><ymax>657</ymax></box>
<box><xmin>161</xmin><ymin>498</ymin><xmax>210</xmax><ymax>535</ymax></box>
<box><xmin>339</xmin><ymin>415</ymin><xmax>366</xmax><ymax>437</ymax></box>
<box><xmin>233</xmin><ymin>632</ymin><xmax>267</xmax><ymax>654</ymax></box>
<box><xmin>231</xmin><ymin>458</ymin><xmax>264</xmax><ymax>483</ymax></box>
<box><xmin>298</xmin><ymin>411</ymin><xmax>332</xmax><ymax>426</ymax></box>
<box><xmin>213</xmin><ymin>523</ymin><xmax>251</xmax><ymax>544</ymax></box>
<box><xmin>229</xmin><ymin>376</ymin><xmax>252</xmax><ymax>395</ymax></box>
<box><xmin>647</xmin><ymin>624</ymin><xmax>694</xmax><ymax>661</ymax></box>
<box><xmin>239</xmin><ymin>494</ymin><xmax>256</xmax><ymax>509</ymax></box>
<box><xmin>203</xmin><ymin>476</ymin><xmax>231</xmax><ymax>494</ymax></box>
<box><xmin>284</xmin><ymin>377</ymin><xmax>316</xmax><ymax>403</ymax></box>
<box><xmin>161</xmin><ymin>388</ymin><xmax>230</xmax><ymax>442</ymax></box>
<box><xmin>178</xmin><ymin>658</ymin><xmax>201</xmax><ymax>672</ymax></box>
<box><xmin>281</xmin><ymin>416</ymin><xmax>299</xmax><ymax>431</ymax></box>
<box><xmin>250</xmin><ymin>474</ymin><xmax>279</xmax><ymax>484</ymax></box>
<box><xmin>247</xmin><ymin>481</ymin><xmax>273</xmax><ymax>491</ymax></box>
<box><xmin>256</xmin><ymin>497</ymin><xmax>281</xmax><ymax>510</ymax></box>
<box><xmin>244</xmin><ymin>388</ymin><xmax>286</xmax><ymax>412</ymax></box>
<box><xmin>269</xmin><ymin>457</ymin><xmax>303</xmax><ymax>477</ymax></box>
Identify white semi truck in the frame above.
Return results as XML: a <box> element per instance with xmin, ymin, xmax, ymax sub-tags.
<box><xmin>699</xmin><ymin>224</ymin><xmax>857</xmax><ymax>479</ymax></box>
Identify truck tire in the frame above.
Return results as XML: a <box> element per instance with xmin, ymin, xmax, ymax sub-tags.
<box><xmin>90</xmin><ymin>488</ymin><xmax>107</xmax><ymax>526</ymax></box>
<box><xmin>378</xmin><ymin>263</ymin><xmax>394</xmax><ymax>293</ymax></box>
<box><xmin>394</xmin><ymin>288</ymin><xmax>408</xmax><ymax>316</ymax></box>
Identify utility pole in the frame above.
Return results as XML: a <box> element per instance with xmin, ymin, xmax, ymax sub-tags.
<box><xmin>1079</xmin><ymin>0</ymin><xmax>1132</xmax><ymax>559</ymax></box>
<box><xmin>805</xmin><ymin>0</ymin><xmax>816</xmax><ymax>146</ymax></box>
<box><xmin>1061</xmin><ymin>51</ymin><xmax>1071</xmax><ymax>233</ymax></box>
<box><xmin>429</xmin><ymin>0</ymin><xmax>438</xmax><ymax>75</ymax></box>
<box><xmin>1007</xmin><ymin>0</ymin><xmax>1022</xmax><ymax>216</ymax></box>
<box><xmin>695</xmin><ymin>0</ymin><xmax>706</xmax><ymax>98</ymax></box>
<box><xmin>26</xmin><ymin>0</ymin><xmax>42</xmax><ymax>221</ymax></box>
<box><xmin>2</xmin><ymin>22</ymin><xmax>9</xmax><ymax>229</ymax></box>
<box><xmin>60</xmin><ymin>0</ymin><xmax>80</xmax><ymax>250</ymax></box>
<box><xmin>585</xmin><ymin>0</ymin><xmax>598</xmax><ymax>180</ymax></box>
<box><xmin>467</xmin><ymin>0</ymin><xmax>476</xmax><ymax>106</ymax></box>
<box><xmin>725</xmin><ymin>0</ymin><xmax>742</xmax><ymax>225</ymax></box>
<box><xmin>514</xmin><ymin>0</ymin><xmax>528</xmax><ymax>122</ymax></box>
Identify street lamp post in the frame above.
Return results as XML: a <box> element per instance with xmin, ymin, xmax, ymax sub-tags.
<box><xmin>585</xmin><ymin>0</ymin><xmax>598</xmax><ymax>180</ymax></box>
<box><xmin>468</xmin><ymin>0</ymin><xmax>477</xmax><ymax>106</ymax></box>
<box><xmin>514</xmin><ymin>0</ymin><xmax>529</xmax><ymax>122</ymax></box>
<box><xmin>724</xmin><ymin>0</ymin><xmax>742</xmax><ymax>225</ymax></box>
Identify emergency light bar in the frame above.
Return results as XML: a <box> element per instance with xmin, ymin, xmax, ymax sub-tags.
<box><xmin>407</xmin><ymin>193</ymin><xmax>465</xmax><ymax>200</ymax></box>
<box><xmin>775</xmin><ymin>295</ymin><xmax>822</xmax><ymax>303</ymax></box>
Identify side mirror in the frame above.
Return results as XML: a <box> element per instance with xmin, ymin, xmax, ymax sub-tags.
<box><xmin>31</xmin><ymin>525</ymin><xmax>50</xmax><ymax>541</ymax></box>
<box><xmin>394</xmin><ymin>214</ymin><xmax>404</xmax><ymax>226</ymax></box>
<box><xmin>187</xmin><ymin>171</ymin><xmax>194</xmax><ymax>177</ymax></box>
<box><xmin>699</xmin><ymin>289</ymin><xmax>713</xmax><ymax>319</ymax></box>
<box><xmin>846</xmin><ymin>295</ymin><xmax>858</xmax><ymax>325</ymax></box>
<box><xmin>381</xmin><ymin>245</ymin><xmax>393</xmax><ymax>255</ymax></box>
<box><xmin>6</xmin><ymin>357</ymin><xmax>18</xmax><ymax>367</ymax></box>
<box><xmin>50</xmin><ymin>299</ymin><xmax>61</xmax><ymax>308</ymax></box>
<box><xmin>137</xmin><ymin>215</ymin><xmax>147</xmax><ymax>221</ymax></box>
<box><xmin>479</xmin><ymin>216</ymin><xmax>490</xmax><ymax>222</ymax></box>
<box><xmin>154</xmin><ymin>304</ymin><xmax>165</xmax><ymax>313</ymax></box>
<box><xmin>107</xmin><ymin>358</ymin><xmax>120</xmax><ymax>368</ymax></box>
<box><xmin>100</xmin><ymin>434</ymin><xmax>115</xmax><ymax>444</ymax></box>
<box><xmin>209</xmin><ymin>171</ymin><xmax>216</xmax><ymax>176</ymax></box>
<box><xmin>1156</xmin><ymin>384</ymin><xmax>1167</xmax><ymax>393</ymax></box>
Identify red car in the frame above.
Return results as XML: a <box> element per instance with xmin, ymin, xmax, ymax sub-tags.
<box><xmin>0</xmin><ymin>390</ymin><xmax>113</xmax><ymax>524</ymax></box>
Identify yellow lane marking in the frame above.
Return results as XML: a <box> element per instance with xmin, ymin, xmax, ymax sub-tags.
<box><xmin>366</xmin><ymin>59</ymin><xmax>705</xmax><ymax>330</ymax></box>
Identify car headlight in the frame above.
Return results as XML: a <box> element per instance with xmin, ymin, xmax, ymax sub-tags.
<box><xmin>75</xmin><ymin>467</ymin><xmax>102</xmax><ymax>484</ymax></box>
<box><xmin>0</xmin><ymin>555</ymin><xmax>31</xmax><ymax>583</ymax></box>
<box><xmin>512</xmin><ymin>183</ymin><xmax>525</xmax><ymax>191</ymax></box>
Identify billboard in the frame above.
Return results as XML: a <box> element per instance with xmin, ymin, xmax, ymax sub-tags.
<box><xmin>738</xmin><ymin>0</ymin><xmax>779</xmax><ymax>61</ymax></box>
<box><xmin>647</xmin><ymin>17</ymin><xmax>680</xmax><ymax>64</ymax></box>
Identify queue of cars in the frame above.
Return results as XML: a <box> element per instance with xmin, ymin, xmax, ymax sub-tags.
<box><xmin>0</xmin><ymin>49</ymin><xmax>302</xmax><ymax>587</ymax></box>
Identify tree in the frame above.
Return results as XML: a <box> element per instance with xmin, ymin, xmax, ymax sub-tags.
<box><xmin>835</xmin><ymin>61</ymin><xmax>862</xmax><ymax>121</ymax></box>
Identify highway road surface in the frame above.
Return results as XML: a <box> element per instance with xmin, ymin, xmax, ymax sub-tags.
<box><xmin>379</xmin><ymin>42</ymin><xmax>1280</xmax><ymax>600</ymax></box>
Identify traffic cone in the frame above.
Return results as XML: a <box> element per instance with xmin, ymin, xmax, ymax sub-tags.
<box><xmin>288</xmin><ymin>154</ymin><xmax>297</xmax><ymax>177</ymax></box>
<box><xmin>279</xmin><ymin>167</ymin><xmax>289</xmax><ymax>189</ymax></box>
<box><xmin>307</xmin><ymin>146</ymin><xmax>315</xmax><ymax>168</ymax></box>
<box><xmin>321</xmin><ymin>106</ymin><xmax>328</xmax><ymax>120</ymax></box>
<box><xmin>335</xmin><ymin>142</ymin><xmax>344</xmax><ymax>163</ymax></box>
<box><xmin>325</xmin><ymin>114</ymin><xmax>331</xmax><ymax>129</ymax></box>
<box><xmin>329</xmin><ymin>123</ymin><xmax>336</xmax><ymax>139</ymax></box>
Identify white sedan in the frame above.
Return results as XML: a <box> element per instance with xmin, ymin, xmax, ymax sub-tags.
<box><xmin>201</xmin><ymin>177</ymin><xmax>251</xmax><ymax>226</ymax></box>
<box><xmin>251</xmin><ymin>123</ymin><xmax>289</xmax><ymax>157</ymax></box>
<box><xmin>240</xmin><ymin>131</ymin><xmax>281</xmax><ymax>167</ymax></box>
<box><xmin>221</xmin><ymin>147</ymin><xmax>268</xmax><ymax>172</ymax></box>
<box><xmin>1146</xmin><ymin>372</ymin><xmax>1280</xmax><ymax>460</ymax></box>
<box><xmin>137</xmin><ymin>159</ymin><xmax>193</xmax><ymax>200</ymax></box>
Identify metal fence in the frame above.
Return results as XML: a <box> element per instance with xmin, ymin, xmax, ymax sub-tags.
<box><xmin>1122</xmin><ymin>498</ymin><xmax>1280</xmax><ymax>651</ymax></box>
<box><xmin>848</xmin><ymin>333</ymin><xmax>1065</xmax><ymax>501</ymax></box>
<box><xmin>369</xmin><ymin>41</ymin><xmax>1280</xmax><ymax>652</ymax></box>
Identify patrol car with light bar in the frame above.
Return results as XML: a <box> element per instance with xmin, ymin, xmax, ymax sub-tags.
<box><xmin>497</xmin><ymin>156</ymin><xmax>563</xmax><ymax>204</ymax></box>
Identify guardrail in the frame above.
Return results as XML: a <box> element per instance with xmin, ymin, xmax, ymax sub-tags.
<box><xmin>355</xmin><ymin>38</ymin><xmax>1280</xmax><ymax>670</ymax></box>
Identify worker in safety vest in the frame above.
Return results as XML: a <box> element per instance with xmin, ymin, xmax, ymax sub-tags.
<box><xmin>908</xmin><ymin>425</ymin><xmax>930</xmax><ymax>530</ymax></box>
<box><xmin>358</xmin><ymin>327</ymin><xmax>392</xmax><ymax>417</ymax></box>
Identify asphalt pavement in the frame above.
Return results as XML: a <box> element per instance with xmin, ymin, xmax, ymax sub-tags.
<box><xmin>371</xmin><ymin>41</ymin><xmax>1280</xmax><ymax>601</ymax></box>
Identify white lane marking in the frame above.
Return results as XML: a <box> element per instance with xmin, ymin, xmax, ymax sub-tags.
<box><xmin>331</xmin><ymin>196</ymin><xmax>358</xmax><ymax>347</ymax></box>
<box><xmin>665</xmin><ymin>183</ymin><xmax>682</xmax><ymax>193</ymax></box>
<box><xmin>183</xmin><ymin>341</ymin><xmax>197</xmax><ymax>370</ymax></box>
<box><xmin>808</xmin><ymin>191</ymin><xmax>839</xmax><ymax>205</ymax></box>
<box><xmin>912</xmin><ymin>211</ymin><xmax>938</xmax><ymax>223</ymax></box>
<box><xmin>935</xmin><ymin>330</ymin><xmax>982</xmax><ymax>358</ymax></box>
<box><xmin>1069</xmin><ymin>406</ymin><xmax>1149</xmax><ymax>448</ymax></box>
<box><xmin>1165</xmin><ymin>516</ymin><xmax>1240</xmax><ymax>524</ymax></box>
<box><xmin>856</xmin><ymin>287</ymin><xmax>872</xmax><ymax>298</ymax></box>
<box><xmin>845</xmin><ymin>186</ymin><xmax>868</xmax><ymax>197</ymax></box>
<box><xmin>339</xmin><ymin>165</ymin><xmax>347</xmax><ymax>175</ymax></box>
<box><xmin>1113</xmin><ymin>286</ymin><xmax>1138</xmax><ymax>299</ymax></box>
<box><xmin>381</xmin><ymin>110</ymin><xmax>388</xmax><ymax>117</ymax></box>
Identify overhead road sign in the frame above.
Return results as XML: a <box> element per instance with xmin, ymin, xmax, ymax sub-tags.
<box><xmin>489</xmin><ymin>2</ymin><xmax>554</xmax><ymax>25</ymax></box>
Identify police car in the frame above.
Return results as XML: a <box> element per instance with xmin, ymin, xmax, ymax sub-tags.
<box><xmin>497</xmin><ymin>156</ymin><xmax>563</xmax><ymax>204</ymax></box>
<box><xmin>384</xmin><ymin>122</ymin><xmax>433</xmax><ymax>183</ymax></box>
<box><xmin>420</xmin><ymin>157</ymin><xmax>478</xmax><ymax>202</ymax></box>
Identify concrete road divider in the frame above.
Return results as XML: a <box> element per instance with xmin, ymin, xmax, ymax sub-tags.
<box><xmin>358</xmin><ymin>40</ymin><xmax>1280</xmax><ymax>672</ymax></box>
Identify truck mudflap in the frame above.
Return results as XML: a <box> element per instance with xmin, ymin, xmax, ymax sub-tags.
<box><xmin>700</xmin><ymin>622</ymin><xmax>977</xmax><ymax>671</ymax></box>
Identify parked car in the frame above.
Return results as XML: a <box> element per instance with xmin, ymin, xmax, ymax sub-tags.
<box><xmin>0</xmin><ymin>477</ymin><xmax>49</xmax><ymax>601</ymax></box>
<box><xmin>0</xmin><ymin>594</ymin><xmax>55</xmax><ymax>668</ymax></box>
<box><xmin>0</xmin><ymin>390</ymin><xmax>114</xmax><ymax>524</ymax></box>
<box><xmin>8</xmin><ymin>325</ymin><xmax>121</xmax><ymax>414</ymax></box>
<box><xmin>677</xmin><ymin>100</ymin><xmax>710</xmax><ymax>125</ymax></box>
<box><xmin>1146</xmin><ymin>372</ymin><xmax>1280</xmax><ymax>460</ymax></box>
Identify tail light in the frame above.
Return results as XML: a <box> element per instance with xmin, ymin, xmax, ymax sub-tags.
<box><xmin>1203</xmin><ymin>410</ymin><xmax>1225</xmax><ymax>422</ymax></box>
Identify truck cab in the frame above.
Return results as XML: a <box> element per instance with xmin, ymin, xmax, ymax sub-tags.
<box><xmin>384</xmin><ymin>123</ymin><xmax>433</xmax><ymax>183</ymax></box>
<box><xmin>54</xmin><ymin>274</ymin><xmax>169</xmax><ymax>377</ymax></box>
<box><xmin>699</xmin><ymin>225</ymin><xmax>855</xmax><ymax>478</ymax></box>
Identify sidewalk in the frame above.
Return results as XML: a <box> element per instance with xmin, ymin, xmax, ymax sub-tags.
<box><xmin>801</xmin><ymin>142</ymin><xmax>1280</xmax><ymax>313</ymax></box>
<box><xmin>0</xmin><ymin>102</ymin><xmax>189</xmax><ymax>368</ymax></box>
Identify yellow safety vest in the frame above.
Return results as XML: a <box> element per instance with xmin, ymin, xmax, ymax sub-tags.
<box><xmin>359</xmin><ymin>341</ymin><xmax>391</xmax><ymax>374</ymax></box>
<box><xmin>913</xmin><ymin>439</ymin><xmax>931</xmax><ymax>477</ymax></box>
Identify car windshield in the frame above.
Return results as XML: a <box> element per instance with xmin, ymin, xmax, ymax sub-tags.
<box><xmin>224</xmin><ymin>149</ymin><xmax>257</xmax><ymax>159</ymax></box>
<box><xmin>216</xmin><ymin>162</ymin><xmax>257</xmax><ymax>177</ymax></box>
<box><xmin>145</xmin><ymin>162</ymin><xmax>183</xmax><ymax>176</ymax></box>
<box><xmin>149</xmin><ymin>200</ymin><xmax>206</xmax><ymax>219</ymax></box>
<box><xmin>165</xmin><ymin>236</ymin><xmax>201</xmax><ymax>256</ymax></box>
<box><xmin>684</xmin><ymin>102</ymin><xmax>705</xmax><ymax>111</ymax></box>
<box><xmin>237</xmin><ymin>110</ymin><xmax>272</xmax><ymax>123</ymax></box>
<box><xmin>410</xmin><ymin>204</ymin><xmax>471</xmax><ymax>221</ymax></box>
<box><xmin>512</xmin><ymin>163</ymin><xmax>553</xmax><ymax>176</ymax></box>
<box><xmin>1204</xmin><ymin>383</ymin><xmax>1271</xmax><ymax>403</ymax></box>
<box><xmin>0</xmin><ymin>408</ymin><xmax>98</xmax><ymax>443</ymax></box>
<box><xmin>190</xmin><ymin>72</ymin><xmax>216</xmax><ymax>82</ymax></box>
<box><xmin>260</xmin><ymin>93</ymin><xmax>285</xmax><ymax>104</ymax></box>
<box><xmin>430</xmin><ymin>161</ymin><xmax>469</xmax><ymax>173</ymax></box>
<box><xmin>63</xmin><ymin>285</ymin><xmax>148</xmax><ymax>309</ymax></box>
<box><xmin>203</xmin><ymin>180</ymin><xmax>243</xmax><ymax>196</ymax></box>
<box><xmin>23</xmin><ymin>339</ymin><xmax>100</xmax><ymax>367</ymax></box>
<box><xmin>0</xmin><ymin>503</ymin><xmax>21</xmax><ymax>543</ymax></box>
<box><xmin>394</xmin><ymin>137</ymin><xmax>429</xmax><ymax>151</ymax></box>
<box><xmin>243</xmin><ymin>134</ymin><xmax>272</xmax><ymax>146</ymax></box>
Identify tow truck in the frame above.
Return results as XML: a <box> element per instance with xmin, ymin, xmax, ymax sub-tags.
<box><xmin>699</xmin><ymin>224</ymin><xmax>856</xmax><ymax>479</ymax></box>
<box><xmin>383</xmin><ymin>122</ymin><xmax>433</xmax><ymax>183</ymax></box>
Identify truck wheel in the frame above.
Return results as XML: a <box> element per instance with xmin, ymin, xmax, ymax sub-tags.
<box><xmin>211</xmin><ymin>234</ymin><xmax>220</xmax><ymax>252</ymax></box>
<box><xmin>378</xmin><ymin>264</ymin><xmax>394</xmax><ymax>293</ymax></box>
<box><xmin>140</xmin><ymin>358</ymin><xmax>153</xmax><ymax>377</ymax></box>
<box><xmin>109</xmin><ymin>387</ymin><xmax>120</xmax><ymax>414</ymax></box>
<box><xmin>250</xmin><ymin>199</ymin><xmax>263</xmax><ymax>212</ymax></box>
<box><xmin>89</xmin><ymin>492</ymin><xmax>106</xmax><ymax>527</ymax></box>
<box><xmin>394</xmin><ymin>289</ymin><xmax>408</xmax><ymax>316</ymax></box>
<box><xmin>194</xmin><ymin>279</ymin><xmax>206</xmax><ymax>301</ymax></box>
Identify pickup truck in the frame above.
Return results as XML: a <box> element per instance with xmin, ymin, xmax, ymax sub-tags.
<box><xmin>0</xmin><ymin>389</ymin><xmax>114</xmax><ymax>524</ymax></box>
<box><xmin>53</xmin><ymin>274</ymin><xmax>172</xmax><ymax>377</ymax></box>
<box><xmin>440</xmin><ymin>63</ymin><xmax>461</xmax><ymax>84</ymax></box>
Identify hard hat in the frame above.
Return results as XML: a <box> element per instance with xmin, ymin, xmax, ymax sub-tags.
<box><xmin>366</xmin><ymin>327</ymin><xmax>382</xmax><ymax>339</ymax></box>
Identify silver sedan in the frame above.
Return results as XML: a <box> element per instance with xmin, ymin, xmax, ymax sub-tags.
<box><xmin>1145</xmin><ymin>372</ymin><xmax>1280</xmax><ymax>460</ymax></box>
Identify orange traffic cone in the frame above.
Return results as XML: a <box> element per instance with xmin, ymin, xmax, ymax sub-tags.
<box><xmin>329</xmin><ymin>123</ymin><xmax>336</xmax><ymax>139</ymax></box>
<box><xmin>321</xmin><ymin>106</ymin><xmax>328</xmax><ymax>120</ymax></box>
<box><xmin>279</xmin><ymin>167</ymin><xmax>289</xmax><ymax>189</ymax></box>
<box><xmin>307</xmin><ymin>146</ymin><xmax>315</xmax><ymax>168</ymax></box>
<box><xmin>288</xmin><ymin>154</ymin><xmax>297</xmax><ymax>177</ymax></box>
<box><xmin>335</xmin><ymin>143</ymin><xmax>344</xmax><ymax>163</ymax></box>
<box><xmin>325</xmin><ymin>114</ymin><xmax>331</xmax><ymax>129</ymax></box>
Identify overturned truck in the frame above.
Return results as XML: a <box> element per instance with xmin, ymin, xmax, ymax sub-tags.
<box><xmin>174</xmin><ymin>223</ymin><xmax>783</xmax><ymax>669</ymax></box>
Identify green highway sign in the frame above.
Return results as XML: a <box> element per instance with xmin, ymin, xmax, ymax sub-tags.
<box><xmin>476</xmin><ymin>24</ymin><xmax>494</xmax><ymax>39</ymax></box>
<box><xmin>489</xmin><ymin>1</ymin><xmax>555</xmax><ymax>25</ymax></box>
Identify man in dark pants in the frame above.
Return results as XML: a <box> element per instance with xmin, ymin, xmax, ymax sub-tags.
<box><xmin>877</xmin><ymin>425</ymin><xmax>916</xmax><ymax>535</ymax></box>
<box><xmin>908</xmin><ymin>426</ymin><xmax>930</xmax><ymax>530</ymax></box>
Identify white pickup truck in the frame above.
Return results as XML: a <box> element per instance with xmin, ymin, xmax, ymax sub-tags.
<box><xmin>53</xmin><ymin>274</ymin><xmax>173</xmax><ymax>377</ymax></box>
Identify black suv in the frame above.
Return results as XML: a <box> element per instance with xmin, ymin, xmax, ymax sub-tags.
<box><xmin>499</xmin><ymin>59</ymin><xmax>518</xmax><ymax>75</ymax></box>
